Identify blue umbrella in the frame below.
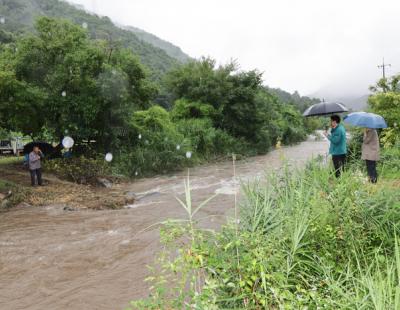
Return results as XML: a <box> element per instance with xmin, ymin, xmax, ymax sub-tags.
<box><xmin>343</xmin><ymin>112</ymin><xmax>388</xmax><ymax>128</ymax></box>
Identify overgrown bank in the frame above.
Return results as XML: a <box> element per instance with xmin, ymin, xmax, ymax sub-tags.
<box><xmin>129</xmin><ymin>146</ymin><xmax>400</xmax><ymax>309</ymax></box>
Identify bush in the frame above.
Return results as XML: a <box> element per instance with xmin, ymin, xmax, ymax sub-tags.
<box><xmin>0</xmin><ymin>179</ymin><xmax>30</xmax><ymax>208</ymax></box>
<box><xmin>368</xmin><ymin>92</ymin><xmax>400</xmax><ymax>147</ymax></box>
<box><xmin>281</xmin><ymin>124</ymin><xmax>307</xmax><ymax>145</ymax></box>
<box><xmin>379</xmin><ymin>146</ymin><xmax>400</xmax><ymax>179</ymax></box>
<box><xmin>116</xmin><ymin>106</ymin><xmax>190</xmax><ymax>176</ymax></box>
<box><xmin>346</xmin><ymin>127</ymin><xmax>364</xmax><ymax>164</ymax></box>
<box><xmin>304</xmin><ymin>117</ymin><xmax>324</xmax><ymax>134</ymax></box>
<box><xmin>171</xmin><ymin>99</ymin><xmax>218</xmax><ymax>121</ymax></box>
<box><xmin>280</xmin><ymin>107</ymin><xmax>307</xmax><ymax>145</ymax></box>
<box><xmin>176</xmin><ymin>118</ymin><xmax>242</xmax><ymax>158</ymax></box>
<box><xmin>44</xmin><ymin>157</ymin><xmax>111</xmax><ymax>184</ymax></box>
<box><xmin>115</xmin><ymin>143</ymin><xmax>190</xmax><ymax>177</ymax></box>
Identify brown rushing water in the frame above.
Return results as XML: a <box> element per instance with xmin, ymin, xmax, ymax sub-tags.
<box><xmin>0</xmin><ymin>137</ymin><xmax>328</xmax><ymax>310</ymax></box>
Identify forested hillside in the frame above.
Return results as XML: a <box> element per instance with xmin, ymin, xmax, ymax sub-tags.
<box><xmin>122</xmin><ymin>25</ymin><xmax>190</xmax><ymax>63</ymax></box>
<box><xmin>0</xmin><ymin>0</ymin><xmax>189</xmax><ymax>78</ymax></box>
<box><xmin>264</xmin><ymin>86</ymin><xmax>319</xmax><ymax>112</ymax></box>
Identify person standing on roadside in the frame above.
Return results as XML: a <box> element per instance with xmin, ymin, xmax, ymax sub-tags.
<box><xmin>361</xmin><ymin>128</ymin><xmax>380</xmax><ymax>183</ymax></box>
<box><xmin>29</xmin><ymin>146</ymin><xmax>44</xmax><ymax>186</ymax></box>
<box><xmin>326</xmin><ymin>115</ymin><xmax>347</xmax><ymax>177</ymax></box>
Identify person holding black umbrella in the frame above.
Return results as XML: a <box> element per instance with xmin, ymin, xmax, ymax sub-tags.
<box><xmin>303</xmin><ymin>101</ymin><xmax>349</xmax><ymax>177</ymax></box>
<box><xmin>29</xmin><ymin>146</ymin><xmax>44</xmax><ymax>186</ymax></box>
<box><xmin>325</xmin><ymin>115</ymin><xmax>347</xmax><ymax>178</ymax></box>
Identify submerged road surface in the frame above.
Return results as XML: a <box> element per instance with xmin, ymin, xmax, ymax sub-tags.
<box><xmin>0</xmin><ymin>137</ymin><xmax>328</xmax><ymax>310</ymax></box>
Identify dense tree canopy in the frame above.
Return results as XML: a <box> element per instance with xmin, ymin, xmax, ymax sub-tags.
<box><xmin>0</xmin><ymin>17</ymin><xmax>156</xmax><ymax>150</ymax></box>
<box><xmin>165</xmin><ymin>57</ymin><xmax>308</xmax><ymax>152</ymax></box>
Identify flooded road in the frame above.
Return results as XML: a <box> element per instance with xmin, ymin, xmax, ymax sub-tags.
<box><xmin>0</xmin><ymin>137</ymin><xmax>328</xmax><ymax>310</ymax></box>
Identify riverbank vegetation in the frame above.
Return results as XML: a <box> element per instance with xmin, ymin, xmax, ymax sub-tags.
<box><xmin>0</xmin><ymin>17</ymin><xmax>318</xmax><ymax>178</ymax></box>
<box><xmin>368</xmin><ymin>75</ymin><xmax>400</xmax><ymax>148</ymax></box>
<box><xmin>129</xmin><ymin>72</ymin><xmax>400</xmax><ymax>308</ymax></box>
<box><xmin>129</xmin><ymin>145</ymin><xmax>400</xmax><ymax>309</ymax></box>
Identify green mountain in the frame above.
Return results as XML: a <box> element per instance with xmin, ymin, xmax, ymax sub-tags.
<box><xmin>0</xmin><ymin>0</ymin><xmax>189</xmax><ymax>78</ymax></box>
<box><xmin>122</xmin><ymin>25</ymin><xmax>190</xmax><ymax>63</ymax></box>
<box><xmin>264</xmin><ymin>86</ymin><xmax>320</xmax><ymax>112</ymax></box>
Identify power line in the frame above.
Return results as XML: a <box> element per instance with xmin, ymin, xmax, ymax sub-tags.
<box><xmin>378</xmin><ymin>58</ymin><xmax>391</xmax><ymax>79</ymax></box>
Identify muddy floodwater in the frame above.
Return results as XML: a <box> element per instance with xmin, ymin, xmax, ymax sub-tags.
<box><xmin>0</xmin><ymin>137</ymin><xmax>328</xmax><ymax>310</ymax></box>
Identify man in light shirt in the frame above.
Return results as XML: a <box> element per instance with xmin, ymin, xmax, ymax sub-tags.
<box><xmin>29</xmin><ymin>146</ymin><xmax>44</xmax><ymax>186</ymax></box>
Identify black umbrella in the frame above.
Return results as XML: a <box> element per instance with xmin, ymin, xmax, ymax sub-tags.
<box><xmin>303</xmin><ymin>101</ymin><xmax>349</xmax><ymax>117</ymax></box>
<box><xmin>23</xmin><ymin>142</ymin><xmax>55</xmax><ymax>156</ymax></box>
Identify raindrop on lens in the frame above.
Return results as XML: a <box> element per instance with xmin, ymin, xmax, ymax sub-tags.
<box><xmin>138</xmin><ymin>134</ymin><xmax>142</xmax><ymax>139</ymax></box>
<box><xmin>186</xmin><ymin>151</ymin><xmax>192</xmax><ymax>159</ymax></box>
<box><xmin>0</xmin><ymin>17</ymin><xmax>5</xmax><ymax>24</ymax></box>
<box><xmin>82</xmin><ymin>22</ymin><xmax>88</xmax><ymax>29</ymax></box>
<box><xmin>105</xmin><ymin>153</ymin><xmax>113</xmax><ymax>162</ymax></box>
<box><xmin>61</xmin><ymin>91</ymin><xmax>66</xmax><ymax>97</ymax></box>
<box><xmin>62</xmin><ymin>136</ymin><xmax>74</xmax><ymax>149</ymax></box>
<box><xmin>135</xmin><ymin>171</ymin><xmax>138</xmax><ymax>176</ymax></box>
<box><xmin>176</xmin><ymin>145</ymin><xmax>181</xmax><ymax>150</ymax></box>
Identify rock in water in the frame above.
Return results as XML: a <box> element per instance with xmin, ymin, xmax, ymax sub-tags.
<box><xmin>124</xmin><ymin>191</ymin><xmax>136</xmax><ymax>204</ymax></box>
<box><xmin>97</xmin><ymin>178</ymin><xmax>113</xmax><ymax>188</ymax></box>
<box><xmin>63</xmin><ymin>206</ymin><xmax>77</xmax><ymax>212</ymax></box>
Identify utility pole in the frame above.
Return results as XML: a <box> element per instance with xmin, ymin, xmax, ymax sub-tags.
<box><xmin>378</xmin><ymin>58</ymin><xmax>391</xmax><ymax>79</ymax></box>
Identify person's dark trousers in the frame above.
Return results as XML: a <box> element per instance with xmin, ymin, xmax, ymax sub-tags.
<box><xmin>332</xmin><ymin>154</ymin><xmax>346</xmax><ymax>178</ymax></box>
<box><xmin>30</xmin><ymin>168</ymin><xmax>43</xmax><ymax>186</ymax></box>
<box><xmin>366</xmin><ymin>160</ymin><xmax>377</xmax><ymax>183</ymax></box>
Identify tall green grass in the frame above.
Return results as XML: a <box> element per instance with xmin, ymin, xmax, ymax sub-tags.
<box><xmin>128</xmin><ymin>149</ymin><xmax>400</xmax><ymax>309</ymax></box>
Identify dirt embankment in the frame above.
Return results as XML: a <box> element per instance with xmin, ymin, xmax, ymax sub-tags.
<box><xmin>0</xmin><ymin>164</ymin><xmax>134</xmax><ymax>210</ymax></box>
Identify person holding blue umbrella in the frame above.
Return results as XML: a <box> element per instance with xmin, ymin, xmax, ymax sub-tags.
<box><xmin>361</xmin><ymin>128</ymin><xmax>380</xmax><ymax>183</ymax></box>
<box><xmin>344</xmin><ymin>112</ymin><xmax>388</xmax><ymax>183</ymax></box>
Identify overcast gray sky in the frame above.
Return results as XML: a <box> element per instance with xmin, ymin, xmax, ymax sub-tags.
<box><xmin>68</xmin><ymin>0</ymin><xmax>400</xmax><ymax>98</ymax></box>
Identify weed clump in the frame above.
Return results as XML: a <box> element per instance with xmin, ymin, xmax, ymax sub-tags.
<box><xmin>0</xmin><ymin>179</ymin><xmax>30</xmax><ymax>209</ymax></box>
